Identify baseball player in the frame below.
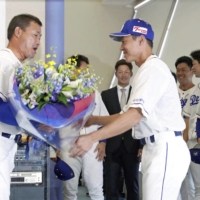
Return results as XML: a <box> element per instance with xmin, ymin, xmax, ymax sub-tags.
<box><xmin>0</xmin><ymin>14</ymin><xmax>42</xmax><ymax>200</ymax></box>
<box><xmin>175</xmin><ymin>56</ymin><xmax>195</xmax><ymax>200</ymax></box>
<box><xmin>70</xmin><ymin>18</ymin><xmax>190</xmax><ymax>200</ymax></box>
<box><xmin>59</xmin><ymin>55</ymin><xmax>109</xmax><ymax>200</ymax></box>
<box><xmin>175</xmin><ymin>56</ymin><xmax>195</xmax><ymax>131</ymax></box>
<box><xmin>183</xmin><ymin>50</ymin><xmax>200</xmax><ymax>200</ymax></box>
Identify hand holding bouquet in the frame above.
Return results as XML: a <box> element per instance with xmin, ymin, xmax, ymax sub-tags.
<box><xmin>7</xmin><ymin>54</ymin><xmax>99</xmax><ymax>148</ymax></box>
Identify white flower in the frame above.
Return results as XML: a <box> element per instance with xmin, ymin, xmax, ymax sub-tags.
<box><xmin>29</xmin><ymin>91</ymin><xmax>37</xmax><ymax>101</ymax></box>
<box><xmin>68</xmin><ymin>79</ymin><xmax>82</xmax><ymax>88</ymax></box>
<box><xmin>21</xmin><ymin>89</ymin><xmax>30</xmax><ymax>97</ymax></box>
<box><xmin>31</xmin><ymin>75</ymin><xmax>44</xmax><ymax>86</ymax></box>
<box><xmin>63</xmin><ymin>76</ymin><xmax>70</xmax><ymax>85</ymax></box>
<box><xmin>22</xmin><ymin>97</ymin><xmax>30</xmax><ymax>105</ymax></box>
<box><xmin>52</xmin><ymin>72</ymin><xmax>59</xmax><ymax>80</ymax></box>
<box><xmin>28</xmin><ymin>104</ymin><xmax>36</xmax><ymax>109</ymax></box>
<box><xmin>46</xmin><ymin>68</ymin><xmax>55</xmax><ymax>77</ymax></box>
<box><xmin>19</xmin><ymin>83</ymin><xmax>24</xmax><ymax>89</ymax></box>
<box><xmin>62</xmin><ymin>91</ymin><xmax>73</xmax><ymax>98</ymax></box>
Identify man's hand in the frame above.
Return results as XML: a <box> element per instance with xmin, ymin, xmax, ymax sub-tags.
<box><xmin>69</xmin><ymin>134</ymin><xmax>94</xmax><ymax>157</ymax></box>
<box><xmin>38</xmin><ymin>124</ymin><xmax>53</xmax><ymax>132</ymax></box>
<box><xmin>94</xmin><ymin>142</ymin><xmax>106</xmax><ymax>161</ymax></box>
<box><xmin>51</xmin><ymin>150</ymin><xmax>60</xmax><ymax>162</ymax></box>
<box><xmin>198</xmin><ymin>138</ymin><xmax>200</xmax><ymax>144</ymax></box>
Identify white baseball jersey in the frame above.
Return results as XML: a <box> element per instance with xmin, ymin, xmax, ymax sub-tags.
<box><xmin>0</xmin><ymin>48</ymin><xmax>21</xmax><ymax>200</ymax></box>
<box><xmin>195</xmin><ymin>85</ymin><xmax>200</xmax><ymax>121</ymax></box>
<box><xmin>178</xmin><ymin>86</ymin><xmax>195</xmax><ymax>116</ymax></box>
<box><xmin>120</xmin><ymin>55</ymin><xmax>190</xmax><ymax>200</ymax></box>
<box><xmin>80</xmin><ymin>90</ymin><xmax>109</xmax><ymax>135</ymax></box>
<box><xmin>183</xmin><ymin>83</ymin><xmax>200</xmax><ymax>149</ymax></box>
<box><xmin>0</xmin><ymin>48</ymin><xmax>21</xmax><ymax>134</ymax></box>
<box><xmin>123</xmin><ymin>55</ymin><xmax>185</xmax><ymax>139</ymax></box>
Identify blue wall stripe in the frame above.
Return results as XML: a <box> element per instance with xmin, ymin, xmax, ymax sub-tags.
<box><xmin>45</xmin><ymin>0</ymin><xmax>64</xmax><ymax>65</ymax></box>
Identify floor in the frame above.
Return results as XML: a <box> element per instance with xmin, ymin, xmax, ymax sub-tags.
<box><xmin>77</xmin><ymin>186</ymin><xmax>90</xmax><ymax>200</ymax></box>
<box><xmin>77</xmin><ymin>186</ymin><xmax>126</xmax><ymax>200</ymax></box>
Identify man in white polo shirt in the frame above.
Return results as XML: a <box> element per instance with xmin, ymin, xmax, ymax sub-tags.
<box><xmin>70</xmin><ymin>18</ymin><xmax>190</xmax><ymax>200</ymax></box>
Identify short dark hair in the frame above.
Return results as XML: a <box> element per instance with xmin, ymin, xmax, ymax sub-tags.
<box><xmin>175</xmin><ymin>56</ymin><xmax>193</xmax><ymax>69</ymax></box>
<box><xmin>115</xmin><ymin>59</ymin><xmax>133</xmax><ymax>71</ymax></box>
<box><xmin>132</xmin><ymin>35</ymin><xmax>153</xmax><ymax>48</ymax></box>
<box><xmin>7</xmin><ymin>14</ymin><xmax>42</xmax><ymax>40</ymax></box>
<box><xmin>67</xmin><ymin>54</ymin><xmax>89</xmax><ymax>68</ymax></box>
<box><xmin>190</xmin><ymin>50</ymin><xmax>200</xmax><ymax>64</ymax></box>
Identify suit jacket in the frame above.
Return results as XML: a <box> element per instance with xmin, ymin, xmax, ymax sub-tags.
<box><xmin>101</xmin><ymin>86</ymin><xmax>141</xmax><ymax>154</ymax></box>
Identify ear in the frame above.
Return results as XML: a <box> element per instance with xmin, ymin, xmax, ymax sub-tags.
<box><xmin>14</xmin><ymin>27</ymin><xmax>23</xmax><ymax>39</ymax></box>
<box><xmin>139</xmin><ymin>35</ymin><xmax>145</xmax><ymax>45</ymax></box>
<box><xmin>130</xmin><ymin>71</ymin><xmax>133</xmax><ymax>77</ymax></box>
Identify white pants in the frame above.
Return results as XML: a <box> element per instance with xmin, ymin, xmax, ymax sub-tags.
<box><xmin>60</xmin><ymin>142</ymin><xmax>104</xmax><ymax>200</ymax></box>
<box><xmin>189</xmin><ymin>161</ymin><xmax>200</xmax><ymax>200</ymax></box>
<box><xmin>177</xmin><ymin>167</ymin><xmax>195</xmax><ymax>200</ymax></box>
<box><xmin>0</xmin><ymin>136</ymin><xmax>17</xmax><ymax>200</ymax></box>
<box><xmin>141</xmin><ymin>132</ymin><xmax>190</xmax><ymax>200</ymax></box>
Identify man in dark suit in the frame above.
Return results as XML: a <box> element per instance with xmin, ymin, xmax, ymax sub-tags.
<box><xmin>101</xmin><ymin>59</ymin><xmax>142</xmax><ymax>200</ymax></box>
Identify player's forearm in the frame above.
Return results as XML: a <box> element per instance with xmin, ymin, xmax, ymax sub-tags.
<box><xmin>183</xmin><ymin>117</ymin><xmax>189</xmax><ymax>142</ymax></box>
<box><xmin>90</xmin><ymin>108</ymin><xmax>142</xmax><ymax>143</ymax></box>
<box><xmin>93</xmin><ymin>114</ymin><xmax>120</xmax><ymax>126</ymax></box>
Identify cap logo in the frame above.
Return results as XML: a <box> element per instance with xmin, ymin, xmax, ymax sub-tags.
<box><xmin>133</xmin><ymin>26</ymin><xmax>147</xmax><ymax>35</ymax></box>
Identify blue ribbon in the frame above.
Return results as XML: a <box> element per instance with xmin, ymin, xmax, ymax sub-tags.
<box><xmin>0</xmin><ymin>98</ymin><xmax>18</xmax><ymax>126</ymax></box>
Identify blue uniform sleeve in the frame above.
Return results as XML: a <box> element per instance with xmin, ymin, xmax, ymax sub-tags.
<box><xmin>196</xmin><ymin>118</ymin><xmax>200</xmax><ymax>140</ymax></box>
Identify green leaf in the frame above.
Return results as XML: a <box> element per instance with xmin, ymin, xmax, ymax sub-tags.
<box><xmin>44</xmin><ymin>96</ymin><xmax>49</xmax><ymax>101</ymax></box>
<box><xmin>61</xmin><ymin>85</ymin><xmax>73</xmax><ymax>91</ymax></box>
<box><xmin>38</xmin><ymin>101</ymin><xmax>47</xmax><ymax>112</ymax></box>
<box><xmin>36</xmin><ymin>94</ymin><xmax>45</xmax><ymax>103</ymax></box>
<box><xmin>19</xmin><ymin>88</ymin><xmax>26</xmax><ymax>94</ymax></box>
<box><xmin>57</xmin><ymin>93</ymin><xmax>68</xmax><ymax>106</ymax></box>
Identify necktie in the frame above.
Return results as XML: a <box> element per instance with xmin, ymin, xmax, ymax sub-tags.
<box><xmin>120</xmin><ymin>88</ymin><xmax>126</xmax><ymax>109</ymax></box>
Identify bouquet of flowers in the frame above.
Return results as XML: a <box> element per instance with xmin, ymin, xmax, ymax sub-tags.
<box><xmin>7</xmin><ymin>54</ymin><xmax>99</xmax><ymax>149</ymax></box>
<box><xmin>15</xmin><ymin>54</ymin><xmax>98</xmax><ymax>110</ymax></box>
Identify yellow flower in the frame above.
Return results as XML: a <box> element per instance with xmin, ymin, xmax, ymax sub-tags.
<box><xmin>74</xmin><ymin>61</ymin><xmax>77</xmax><ymax>66</ymax></box>
<box><xmin>71</xmin><ymin>75</ymin><xmax>76</xmax><ymax>80</ymax></box>
<box><xmin>46</xmin><ymin>54</ymin><xmax>51</xmax><ymax>58</ymax></box>
<box><xmin>48</xmin><ymin>60</ymin><xmax>56</xmax><ymax>66</ymax></box>
<box><xmin>53</xmin><ymin>54</ymin><xmax>57</xmax><ymax>58</ymax></box>
<box><xmin>50</xmin><ymin>66</ymin><xmax>55</xmax><ymax>70</ymax></box>
<box><xmin>67</xmin><ymin>58</ymin><xmax>72</xmax><ymax>64</ymax></box>
<box><xmin>44</xmin><ymin>64</ymin><xmax>48</xmax><ymax>69</ymax></box>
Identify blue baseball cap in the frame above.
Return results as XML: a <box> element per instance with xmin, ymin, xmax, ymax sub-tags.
<box><xmin>54</xmin><ymin>157</ymin><xmax>75</xmax><ymax>181</ymax></box>
<box><xmin>109</xmin><ymin>18</ymin><xmax>154</xmax><ymax>42</ymax></box>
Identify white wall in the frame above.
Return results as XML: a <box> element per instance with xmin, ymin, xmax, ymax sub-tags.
<box><xmin>65</xmin><ymin>0</ymin><xmax>133</xmax><ymax>91</ymax></box>
<box><xmin>136</xmin><ymin>0</ymin><xmax>200</xmax><ymax>84</ymax></box>
<box><xmin>0</xmin><ymin>0</ymin><xmax>6</xmax><ymax>49</ymax></box>
<box><xmin>6</xmin><ymin>1</ymin><xmax>45</xmax><ymax>61</ymax></box>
